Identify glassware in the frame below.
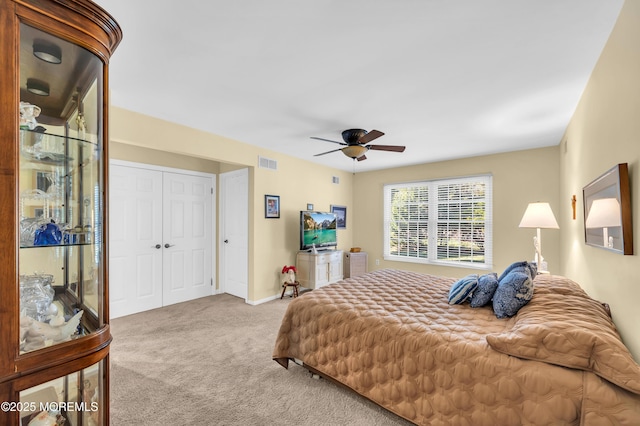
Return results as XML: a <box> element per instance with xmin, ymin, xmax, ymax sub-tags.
<box><xmin>19</xmin><ymin>274</ymin><xmax>54</xmax><ymax>322</ymax></box>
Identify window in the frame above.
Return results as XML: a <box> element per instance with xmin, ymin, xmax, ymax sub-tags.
<box><xmin>383</xmin><ymin>175</ymin><xmax>492</xmax><ymax>269</ymax></box>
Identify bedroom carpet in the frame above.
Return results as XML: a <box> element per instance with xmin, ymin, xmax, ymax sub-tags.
<box><xmin>110</xmin><ymin>293</ymin><xmax>411</xmax><ymax>425</ymax></box>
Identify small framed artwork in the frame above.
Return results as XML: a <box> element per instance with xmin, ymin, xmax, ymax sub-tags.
<box><xmin>331</xmin><ymin>205</ymin><xmax>347</xmax><ymax>229</ymax></box>
<box><xmin>306</xmin><ymin>203</ymin><xmax>314</xmax><ymax>210</ymax></box>
<box><xmin>265</xmin><ymin>195</ymin><xmax>280</xmax><ymax>218</ymax></box>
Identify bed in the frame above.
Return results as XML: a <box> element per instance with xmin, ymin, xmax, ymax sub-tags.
<box><xmin>272</xmin><ymin>268</ymin><xmax>640</xmax><ymax>425</ymax></box>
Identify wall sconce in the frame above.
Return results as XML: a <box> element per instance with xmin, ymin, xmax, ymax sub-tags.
<box><xmin>26</xmin><ymin>78</ymin><xmax>50</xmax><ymax>96</ymax></box>
<box><xmin>519</xmin><ymin>202</ymin><xmax>559</xmax><ymax>273</ymax></box>
<box><xmin>585</xmin><ymin>198</ymin><xmax>621</xmax><ymax>248</ymax></box>
<box><xmin>33</xmin><ymin>41</ymin><xmax>62</xmax><ymax>64</ymax></box>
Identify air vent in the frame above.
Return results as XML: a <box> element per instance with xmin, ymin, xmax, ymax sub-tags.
<box><xmin>258</xmin><ymin>156</ymin><xmax>277</xmax><ymax>171</ymax></box>
<box><xmin>332</xmin><ymin>176</ymin><xmax>340</xmax><ymax>184</ymax></box>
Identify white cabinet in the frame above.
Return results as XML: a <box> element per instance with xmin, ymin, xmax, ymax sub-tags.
<box><xmin>296</xmin><ymin>250</ymin><xmax>343</xmax><ymax>289</ymax></box>
<box><xmin>344</xmin><ymin>251</ymin><xmax>368</xmax><ymax>278</ymax></box>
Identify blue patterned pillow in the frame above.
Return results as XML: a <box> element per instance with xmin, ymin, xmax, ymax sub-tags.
<box><xmin>493</xmin><ymin>271</ymin><xmax>534</xmax><ymax>318</ymax></box>
<box><xmin>470</xmin><ymin>273</ymin><xmax>499</xmax><ymax>308</ymax></box>
<box><xmin>448</xmin><ymin>274</ymin><xmax>479</xmax><ymax>305</ymax></box>
<box><xmin>498</xmin><ymin>261</ymin><xmax>537</xmax><ymax>282</ymax></box>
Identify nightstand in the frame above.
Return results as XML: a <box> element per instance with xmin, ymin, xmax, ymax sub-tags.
<box><xmin>344</xmin><ymin>252</ymin><xmax>368</xmax><ymax>278</ymax></box>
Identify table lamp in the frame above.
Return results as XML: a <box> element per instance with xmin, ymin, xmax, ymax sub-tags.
<box><xmin>585</xmin><ymin>198</ymin><xmax>621</xmax><ymax>248</ymax></box>
<box><xmin>519</xmin><ymin>202</ymin><xmax>559</xmax><ymax>273</ymax></box>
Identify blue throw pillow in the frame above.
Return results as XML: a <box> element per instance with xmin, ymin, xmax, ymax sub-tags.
<box><xmin>448</xmin><ymin>274</ymin><xmax>478</xmax><ymax>305</ymax></box>
<box><xmin>470</xmin><ymin>273</ymin><xmax>499</xmax><ymax>308</ymax></box>
<box><xmin>492</xmin><ymin>271</ymin><xmax>534</xmax><ymax>318</ymax></box>
<box><xmin>498</xmin><ymin>261</ymin><xmax>537</xmax><ymax>282</ymax></box>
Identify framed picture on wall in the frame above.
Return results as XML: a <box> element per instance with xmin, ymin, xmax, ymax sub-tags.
<box><xmin>265</xmin><ymin>195</ymin><xmax>280</xmax><ymax>218</ymax></box>
<box><xmin>331</xmin><ymin>205</ymin><xmax>347</xmax><ymax>229</ymax></box>
<box><xmin>582</xmin><ymin>163</ymin><xmax>633</xmax><ymax>254</ymax></box>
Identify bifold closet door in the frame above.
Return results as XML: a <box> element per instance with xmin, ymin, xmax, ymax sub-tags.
<box><xmin>162</xmin><ymin>172</ymin><xmax>213</xmax><ymax>306</ymax></box>
<box><xmin>110</xmin><ymin>165</ymin><xmax>214</xmax><ymax>317</ymax></box>
<box><xmin>110</xmin><ymin>165</ymin><xmax>164</xmax><ymax>318</ymax></box>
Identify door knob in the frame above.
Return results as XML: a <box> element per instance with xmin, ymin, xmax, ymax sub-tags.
<box><xmin>224</xmin><ymin>239</ymin><xmax>229</xmax><ymax>243</ymax></box>
<box><xmin>154</xmin><ymin>244</ymin><xmax>161</xmax><ymax>249</ymax></box>
<box><xmin>165</xmin><ymin>243</ymin><xmax>175</xmax><ymax>248</ymax></box>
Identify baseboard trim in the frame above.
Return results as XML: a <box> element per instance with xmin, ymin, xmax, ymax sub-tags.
<box><xmin>247</xmin><ymin>294</ymin><xmax>280</xmax><ymax>305</ymax></box>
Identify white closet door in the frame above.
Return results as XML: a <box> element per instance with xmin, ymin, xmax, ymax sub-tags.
<box><xmin>162</xmin><ymin>172</ymin><xmax>213</xmax><ymax>306</ymax></box>
<box><xmin>110</xmin><ymin>165</ymin><xmax>164</xmax><ymax>318</ymax></box>
<box><xmin>220</xmin><ymin>168</ymin><xmax>248</xmax><ymax>300</ymax></box>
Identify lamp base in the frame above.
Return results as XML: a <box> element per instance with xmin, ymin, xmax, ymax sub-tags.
<box><xmin>531</xmin><ymin>260</ymin><xmax>549</xmax><ymax>275</ymax></box>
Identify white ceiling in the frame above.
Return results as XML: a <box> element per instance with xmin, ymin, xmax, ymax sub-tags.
<box><xmin>94</xmin><ymin>0</ymin><xmax>624</xmax><ymax>173</ymax></box>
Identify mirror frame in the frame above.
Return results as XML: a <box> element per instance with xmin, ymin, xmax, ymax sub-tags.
<box><xmin>582</xmin><ymin>163</ymin><xmax>633</xmax><ymax>254</ymax></box>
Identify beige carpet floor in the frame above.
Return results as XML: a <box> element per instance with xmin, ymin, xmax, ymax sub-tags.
<box><xmin>110</xmin><ymin>293</ymin><xmax>412</xmax><ymax>425</ymax></box>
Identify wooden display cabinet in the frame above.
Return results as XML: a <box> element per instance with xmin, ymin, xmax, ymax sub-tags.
<box><xmin>0</xmin><ymin>1</ymin><xmax>121</xmax><ymax>424</ymax></box>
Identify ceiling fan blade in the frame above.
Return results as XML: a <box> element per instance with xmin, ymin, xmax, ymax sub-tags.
<box><xmin>314</xmin><ymin>148</ymin><xmax>344</xmax><ymax>157</ymax></box>
<box><xmin>310</xmin><ymin>136</ymin><xmax>346</xmax><ymax>146</ymax></box>
<box><xmin>358</xmin><ymin>129</ymin><xmax>384</xmax><ymax>144</ymax></box>
<box><xmin>357</xmin><ymin>155</ymin><xmax>367</xmax><ymax>161</ymax></box>
<box><xmin>367</xmin><ymin>144</ymin><xmax>406</xmax><ymax>152</ymax></box>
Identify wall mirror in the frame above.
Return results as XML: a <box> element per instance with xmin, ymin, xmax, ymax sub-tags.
<box><xmin>583</xmin><ymin>163</ymin><xmax>633</xmax><ymax>254</ymax></box>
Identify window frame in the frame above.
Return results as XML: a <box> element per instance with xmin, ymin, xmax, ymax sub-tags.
<box><xmin>383</xmin><ymin>174</ymin><xmax>493</xmax><ymax>270</ymax></box>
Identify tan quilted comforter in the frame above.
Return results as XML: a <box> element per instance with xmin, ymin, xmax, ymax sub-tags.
<box><xmin>272</xmin><ymin>269</ymin><xmax>640</xmax><ymax>425</ymax></box>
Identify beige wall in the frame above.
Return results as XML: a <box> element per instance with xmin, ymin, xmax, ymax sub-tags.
<box><xmin>353</xmin><ymin>146</ymin><xmax>561</xmax><ymax>278</ymax></box>
<box><xmin>110</xmin><ymin>142</ymin><xmax>221</xmax><ymax>174</ymax></box>
<box><xmin>108</xmin><ymin>107</ymin><xmax>354</xmax><ymax>302</ymax></box>
<box><xmin>559</xmin><ymin>0</ymin><xmax>640</xmax><ymax>360</ymax></box>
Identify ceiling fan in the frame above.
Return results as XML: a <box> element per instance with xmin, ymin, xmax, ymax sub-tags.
<box><xmin>311</xmin><ymin>129</ymin><xmax>406</xmax><ymax>161</ymax></box>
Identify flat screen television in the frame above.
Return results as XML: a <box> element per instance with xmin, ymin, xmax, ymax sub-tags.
<box><xmin>300</xmin><ymin>211</ymin><xmax>337</xmax><ymax>251</ymax></box>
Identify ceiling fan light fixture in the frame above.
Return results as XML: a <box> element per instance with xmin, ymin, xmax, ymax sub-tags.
<box><xmin>342</xmin><ymin>128</ymin><xmax>367</xmax><ymax>144</ymax></box>
<box><xmin>342</xmin><ymin>145</ymin><xmax>368</xmax><ymax>159</ymax></box>
<box><xmin>33</xmin><ymin>41</ymin><xmax>62</xmax><ymax>64</ymax></box>
<box><xmin>26</xmin><ymin>78</ymin><xmax>50</xmax><ymax>96</ymax></box>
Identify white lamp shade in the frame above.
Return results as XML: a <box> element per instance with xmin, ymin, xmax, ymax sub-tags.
<box><xmin>585</xmin><ymin>198</ymin><xmax>621</xmax><ymax>228</ymax></box>
<box><xmin>519</xmin><ymin>202</ymin><xmax>559</xmax><ymax>229</ymax></box>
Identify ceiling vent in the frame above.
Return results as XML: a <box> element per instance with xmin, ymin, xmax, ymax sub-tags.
<box><xmin>258</xmin><ymin>156</ymin><xmax>277</xmax><ymax>171</ymax></box>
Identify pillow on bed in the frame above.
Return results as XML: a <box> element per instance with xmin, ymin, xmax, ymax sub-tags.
<box><xmin>487</xmin><ymin>291</ymin><xmax>640</xmax><ymax>395</ymax></box>
<box><xmin>448</xmin><ymin>274</ymin><xmax>478</xmax><ymax>304</ymax></box>
<box><xmin>492</xmin><ymin>270</ymin><xmax>534</xmax><ymax>318</ymax></box>
<box><xmin>498</xmin><ymin>260</ymin><xmax>537</xmax><ymax>281</ymax></box>
<box><xmin>469</xmin><ymin>273</ymin><xmax>498</xmax><ymax>308</ymax></box>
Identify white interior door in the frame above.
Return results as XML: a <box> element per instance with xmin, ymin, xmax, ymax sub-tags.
<box><xmin>220</xmin><ymin>168</ymin><xmax>248</xmax><ymax>300</ymax></box>
<box><xmin>162</xmin><ymin>172</ymin><xmax>214</xmax><ymax>306</ymax></box>
<box><xmin>109</xmin><ymin>164</ymin><xmax>163</xmax><ymax>318</ymax></box>
<box><xmin>110</xmin><ymin>161</ymin><xmax>215</xmax><ymax>317</ymax></box>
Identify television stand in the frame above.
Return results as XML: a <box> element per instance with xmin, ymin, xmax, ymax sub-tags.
<box><xmin>296</xmin><ymin>250</ymin><xmax>343</xmax><ymax>289</ymax></box>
